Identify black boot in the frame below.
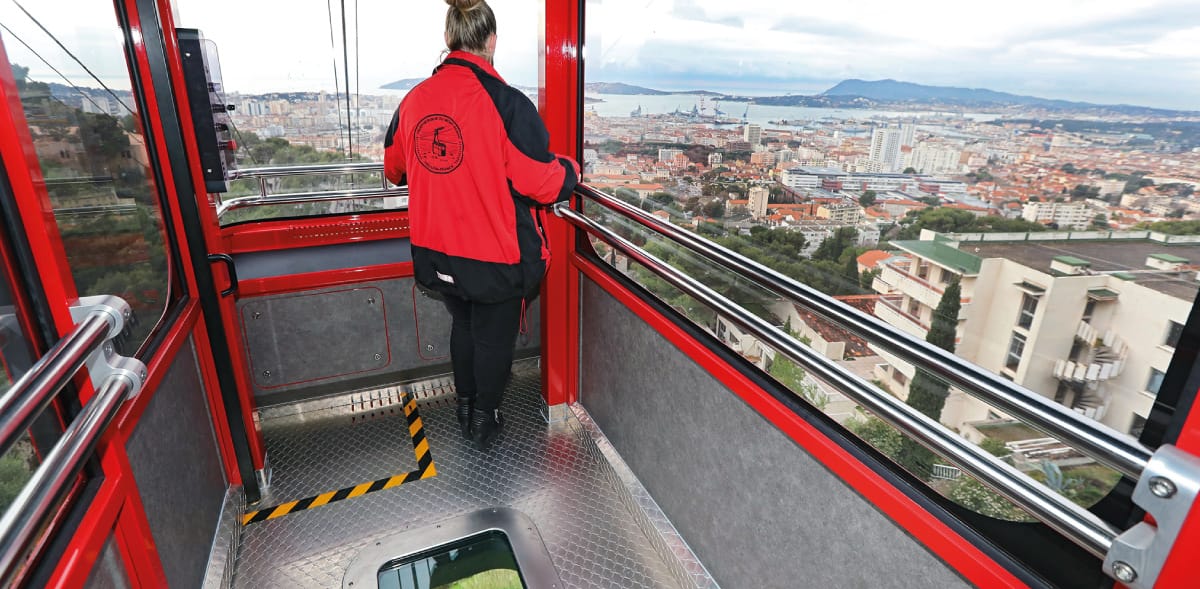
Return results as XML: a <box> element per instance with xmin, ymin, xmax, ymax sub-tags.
<box><xmin>456</xmin><ymin>394</ymin><xmax>474</xmax><ymax>440</ymax></box>
<box><xmin>469</xmin><ymin>409</ymin><xmax>504</xmax><ymax>451</ymax></box>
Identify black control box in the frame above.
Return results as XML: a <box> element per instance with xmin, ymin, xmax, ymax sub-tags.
<box><xmin>177</xmin><ymin>28</ymin><xmax>236</xmax><ymax>193</ymax></box>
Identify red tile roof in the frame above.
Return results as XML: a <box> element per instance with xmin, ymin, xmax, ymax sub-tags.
<box><xmin>857</xmin><ymin>250</ymin><xmax>892</xmax><ymax>269</ymax></box>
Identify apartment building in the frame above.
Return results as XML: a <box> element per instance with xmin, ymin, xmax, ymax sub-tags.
<box><xmin>817</xmin><ymin>202</ymin><xmax>864</xmax><ymax>224</ymax></box>
<box><xmin>907</xmin><ymin>142</ymin><xmax>964</xmax><ymax>175</ymax></box>
<box><xmin>792</xmin><ymin>221</ymin><xmax>881</xmax><ymax>257</ymax></box>
<box><xmin>1021</xmin><ymin>201</ymin><xmax>1095</xmax><ymax>230</ymax></box>
<box><xmin>869</xmin><ymin>127</ymin><xmax>903</xmax><ymax>172</ymax></box>
<box><xmin>748</xmin><ymin>185</ymin><xmax>770</xmax><ymax>219</ymax></box>
<box><xmin>870</xmin><ymin>230</ymin><xmax>1197</xmax><ymax>436</ymax></box>
<box><xmin>743</xmin><ymin>124</ymin><xmax>762</xmax><ymax>146</ymax></box>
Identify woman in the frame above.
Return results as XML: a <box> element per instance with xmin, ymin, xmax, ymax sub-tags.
<box><xmin>384</xmin><ymin>0</ymin><xmax>579</xmax><ymax>451</ymax></box>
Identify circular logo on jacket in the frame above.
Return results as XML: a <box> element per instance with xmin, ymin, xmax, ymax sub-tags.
<box><xmin>413</xmin><ymin>114</ymin><xmax>464</xmax><ymax>174</ymax></box>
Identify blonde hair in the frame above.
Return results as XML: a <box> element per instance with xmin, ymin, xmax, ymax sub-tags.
<box><xmin>444</xmin><ymin>0</ymin><xmax>496</xmax><ymax>54</ymax></box>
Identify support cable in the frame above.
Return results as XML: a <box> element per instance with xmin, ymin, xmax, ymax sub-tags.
<box><xmin>0</xmin><ymin>22</ymin><xmax>108</xmax><ymax>114</ymax></box>
<box><xmin>325</xmin><ymin>0</ymin><xmax>344</xmax><ymax>158</ymax></box>
<box><xmin>10</xmin><ymin>0</ymin><xmax>135</xmax><ymax>115</ymax></box>
<box><xmin>339</xmin><ymin>0</ymin><xmax>353</xmax><ymax>160</ymax></box>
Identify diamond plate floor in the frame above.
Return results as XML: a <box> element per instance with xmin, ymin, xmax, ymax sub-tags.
<box><xmin>231</xmin><ymin>359</ymin><xmax>699</xmax><ymax>588</ymax></box>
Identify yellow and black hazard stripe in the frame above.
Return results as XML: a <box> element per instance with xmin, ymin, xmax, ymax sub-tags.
<box><xmin>242</xmin><ymin>394</ymin><xmax>437</xmax><ymax>525</ymax></box>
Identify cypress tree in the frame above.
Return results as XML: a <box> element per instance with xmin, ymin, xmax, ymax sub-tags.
<box><xmin>906</xmin><ymin>278</ymin><xmax>961</xmax><ymax>420</ymax></box>
<box><xmin>899</xmin><ymin>278</ymin><xmax>962</xmax><ymax>477</ymax></box>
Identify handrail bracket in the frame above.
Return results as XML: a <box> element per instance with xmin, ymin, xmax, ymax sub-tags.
<box><xmin>1104</xmin><ymin>445</ymin><xmax>1200</xmax><ymax>588</ymax></box>
<box><xmin>68</xmin><ymin>295</ymin><xmax>146</xmax><ymax>398</ymax></box>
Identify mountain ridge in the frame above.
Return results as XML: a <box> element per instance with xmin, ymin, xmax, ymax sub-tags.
<box><xmin>583</xmin><ymin>78</ymin><xmax>1194</xmax><ymax>116</ymax></box>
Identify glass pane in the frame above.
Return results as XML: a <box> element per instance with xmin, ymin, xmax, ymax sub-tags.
<box><xmin>176</xmin><ymin>0</ymin><xmax>543</xmax><ymax>224</ymax></box>
<box><xmin>579</xmin><ymin>0</ymin><xmax>1200</xmax><ymax>522</ymax></box>
<box><xmin>83</xmin><ymin>535</ymin><xmax>132</xmax><ymax>589</ymax></box>
<box><xmin>1</xmin><ymin>1</ymin><xmax>178</xmax><ymax>356</ymax></box>
<box><xmin>0</xmin><ymin>265</ymin><xmax>38</xmax><ymax>513</ymax></box>
<box><xmin>377</xmin><ymin>531</ymin><xmax>524</xmax><ymax>589</ymax></box>
<box><xmin>0</xmin><ymin>433</ymin><xmax>37</xmax><ymax>514</ymax></box>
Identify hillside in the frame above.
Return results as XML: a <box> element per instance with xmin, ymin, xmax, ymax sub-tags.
<box><xmin>821</xmin><ymin>79</ymin><xmax>1188</xmax><ymax>116</ymax></box>
<box><xmin>380</xmin><ymin>78</ymin><xmax>426</xmax><ymax>91</ymax></box>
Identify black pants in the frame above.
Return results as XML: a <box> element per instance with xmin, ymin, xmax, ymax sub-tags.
<box><xmin>442</xmin><ymin>294</ymin><xmax>524</xmax><ymax>412</ymax></box>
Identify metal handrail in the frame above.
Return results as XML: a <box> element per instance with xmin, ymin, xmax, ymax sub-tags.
<box><xmin>226</xmin><ymin>162</ymin><xmax>383</xmax><ymax>180</ymax></box>
<box><xmin>218</xmin><ymin>163</ymin><xmax>408</xmax><ymax>219</ymax></box>
<box><xmin>217</xmin><ymin>186</ymin><xmax>408</xmax><ymax>218</ymax></box>
<box><xmin>575</xmin><ymin>185</ymin><xmax>1154</xmax><ymax>480</ymax></box>
<box><xmin>558</xmin><ymin>204</ymin><xmax>1122</xmax><ymax>558</ymax></box>
<box><xmin>0</xmin><ymin>297</ymin><xmax>142</xmax><ymax>585</ymax></box>
<box><xmin>0</xmin><ymin>374</ymin><xmax>133</xmax><ymax>585</ymax></box>
<box><xmin>0</xmin><ymin>311</ymin><xmax>112</xmax><ymax>459</ymax></box>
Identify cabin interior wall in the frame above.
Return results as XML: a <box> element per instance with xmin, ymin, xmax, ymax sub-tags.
<box><xmin>578</xmin><ymin>277</ymin><xmax>970</xmax><ymax>588</ymax></box>
<box><xmin>235</xmin><ymin>277</ymin><xmax>542</xmax><ymax>403</ymax></box>
<box><xmin>125</xmin><ymin>338</ymin><xmax>227</xmax><ymax>588</ymax></box>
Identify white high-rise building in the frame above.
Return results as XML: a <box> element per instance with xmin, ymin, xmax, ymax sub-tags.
<box><xmin>908</xmin><ymin>143</ymin><xmax>963</xmax><ymax>175</ymax></box>
<box><xmin>744</xmin><ymin>124</ymin><xmax>762</xmax><ymax>146</ymax></box>
<box><xmin>900</xmin><ymin>123</ymin><xmax>916</xmax><ymax>149</ymax></box>
<box><xmin>869</xmin><ymin>127</ymin><xmax>902</xmax><ymax>172</ymax></box>
<box><xmin>748</xmin><ymin>186</ymin><xmax>770</xmax><ymax>219</ymax></box>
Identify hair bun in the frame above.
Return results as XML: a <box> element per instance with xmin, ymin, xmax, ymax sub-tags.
<box><xmin>446</xmin><ymin>0</ymin><xmax>482</xmax><ymax>9</ymax></box>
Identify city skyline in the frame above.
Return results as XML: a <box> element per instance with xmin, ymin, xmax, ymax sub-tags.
<box><xmin>3</xmin><ymin>0</ymin><xmax>1198</xmax><ymax>111</ymax></box>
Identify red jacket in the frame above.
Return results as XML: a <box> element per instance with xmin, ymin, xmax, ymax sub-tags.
<box><xmin>384</xmin><ymin>51</ymin><xmax>578</xmax><ymax>303</ymax></box>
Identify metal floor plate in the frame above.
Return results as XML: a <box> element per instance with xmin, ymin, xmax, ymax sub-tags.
<box><xmin>231</xmin><ymin>360</ymin><xmax>703</xmax><ymax>588</ymax></box>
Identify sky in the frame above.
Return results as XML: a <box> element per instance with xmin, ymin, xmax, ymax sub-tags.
<box><xmin>2</xmin><ymin>0</ymin><xmax>1199</xmax><ymax>110</ymax></box>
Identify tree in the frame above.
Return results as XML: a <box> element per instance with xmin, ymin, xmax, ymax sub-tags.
<box><xmin>701</xmin><ymin>199</ymin><xmax>725</xmax><ymax>218</ymax></box>
<box><xmin>843</xmin><ymin>254</ymin><xmax>859</xmax><ymax>286</ymax></box>
<box><xmin>903</xmin><ymin>167</ymin><xmax>917</xmax><ymax>174</ymax></box>
<box><xmin>1091</xmin><ymin>214</ymin><xmax>1109</xmax><ymax>230</ymax></box>
<box><xmin>649</xmin><ymin>192</ymin><xmax>674</xmax><ymax>206</ymax></box>
<box><xmin>1133</xmin><ymin>220</ymin><xmax>1200</xmax><ymax>235</ymax></box>
<box><xmin>948</xmin><ymin>477</ymin><xmax>1030</xmax><ymax>521</ymax></box>
<box><xmin>859</xmin><ymin>190</ymin><xmax>877</xmax><ymax>207</ymax></box>
<box><xmin>1071</xmin><ymin>184</ymin><xmax>1100</xmax><ymax>200</ymax></box>
<box><xmin>79</xmin><ymin>112</ymin><xmax>130</xmax><ymax>161</ymax></box>
<box><xmin>1061</xmin><ymin>163</ymin><xmax>1078</xmax><ymax>174</ymax></box>
<box><xmin>726</xmin><ymin>205</ymin><xmax>751</xmax><ymax>221</ymax></box>
<box><xmin>1123</xmin><ymin>175</ymin><xmax>1154</xmax><ymax>194</ymax></box>
<box><xmin>769</xmin><ymin>353</ymin><xmax>828</xmax><ymax>411</ymax></box>
<box><xmin>11</xmin><ymin>63</ymin><xmax>29</xmax><ymax>90</ymax></box>
<box><xmin>897</xmin><ymin>207</ymin><xmax>1046</xmax><ymax>240</ymax></box>
<box><xmin>812</xmin><ymin>227</ymin><xmax>857</xmax><ymax>262</ymax></box>
<box><xmin>887</xmin><ymin>278</ymin><xmax>962</xmax><ymax>477</ymax></box>
<box><xmin>906</xmin><ymin>278</ymin><xmax>961</xmax><ymax>421</ymax></box>
<box><xmin>860</xmin><ymin>267</ymin><xmax>881</xmax><ymax>289</ymax></box>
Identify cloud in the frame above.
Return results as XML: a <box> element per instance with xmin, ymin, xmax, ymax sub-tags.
<box><xmin>587</xmin><ymin>0</ymin><xmax>1200</xmax><ymax>110</ymax></box>
<box><xmin>671</xmin><ymin>0</ymin><xmax>745</xmax><ymax>28</ymax></box>
<box><xmin>10</xmin><ymin>0</ymin><xmax>1195</xmax><ymax>110</ymax></box>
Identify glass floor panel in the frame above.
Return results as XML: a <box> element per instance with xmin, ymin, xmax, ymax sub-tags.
<box><xmin>378</xmin><ymin>531</ymin><xmax>523</xmax><ymax>589</ymax></box>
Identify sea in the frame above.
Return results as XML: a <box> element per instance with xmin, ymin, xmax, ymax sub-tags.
<box><xmin>585</xmin><ymin>93</ymin><xmax>1001</xmax><ymax>127</ymax></box>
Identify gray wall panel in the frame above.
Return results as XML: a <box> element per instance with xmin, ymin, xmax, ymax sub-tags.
<box><xmin>127</xmin><ymin>339</ymin><xmax>226</xmax><ymax>589</ymax></box>
<box><xmin>238</xmin><ymin>277</ymin><xmax>540</xmax><ymax>401</ymax></box>
<box><xmin>579</xmin><ymin>279</ymin><xmax>970</xmax><ymax>589</ymax></box>
<box><xmin>242</xmin><ymin>286</ymin><xmax>390</xmax><ymax>388</ymax></box>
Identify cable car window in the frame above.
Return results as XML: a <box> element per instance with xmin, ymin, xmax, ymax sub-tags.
<box><xmin>176</xmin><ymin>0</ymin><xmax>543</xmax><ymax>225</ymax></box>
<box><xmin>1</xmin><ymin>1</ymin><xmax>181</xmax><ymax>356</ymax></box>
<box><xmin>580</xmin><ymin>0</ymin><xmax>1199</xmax><ymax>524</ymax></box>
